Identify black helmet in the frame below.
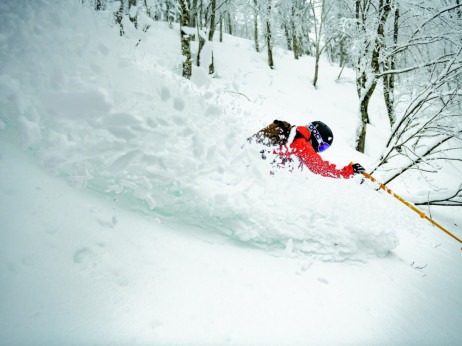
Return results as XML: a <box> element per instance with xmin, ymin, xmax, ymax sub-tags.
<box><xmin>306</xmin><ymin>121</ymin><xmax>333</xmax><ymax>152</ymax></box>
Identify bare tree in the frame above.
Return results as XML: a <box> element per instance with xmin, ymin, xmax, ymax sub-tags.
<box><xmin>310</xmin><ymin>0</ymin><xmax>335</xmax><ymax>88</ymax></box>
<box><xmin>370</xmin><ymin>48</ymin><xmax>462</xmax><ymax>205</ymax></box>
<box><xmin>354</xmin><ymin>0</ymin><xmax>392</xmax><ymax>153</ymax></box>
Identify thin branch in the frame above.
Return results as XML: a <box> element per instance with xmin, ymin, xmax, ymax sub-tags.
<box><xmin>383</xmin><ymin>136</ymin><xmax>454</xmax><ymax>185</ymax></box>
<box><xmin>410</xmin><ymin>3</ymin><xmax>462</xmax><ymax>40</ymax></box>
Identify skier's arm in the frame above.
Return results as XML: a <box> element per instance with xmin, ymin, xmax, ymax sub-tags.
<box><xmin>292</xmin><ymin>138</ymin><xmax>354</xmax><ymax>179</ymax></box>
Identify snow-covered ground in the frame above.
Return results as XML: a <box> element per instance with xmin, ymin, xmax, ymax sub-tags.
<box><xmin>1</xmin><ymin>0</ymin><xmax>462</xmax><ymax>344</ymax></box>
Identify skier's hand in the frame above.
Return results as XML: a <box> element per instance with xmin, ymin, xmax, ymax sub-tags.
<box><xmin>352</xmin><ymin>163</ymin><xmax>365</xmax><ymax>175</ymax></box>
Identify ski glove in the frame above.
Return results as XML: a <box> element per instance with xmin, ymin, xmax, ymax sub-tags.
<box><xmin>352</xmin><ymin>163</ymin><xmax>365</xmax><ymax>175</ymax></box>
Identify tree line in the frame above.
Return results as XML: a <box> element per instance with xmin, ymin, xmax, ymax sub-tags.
<box><xmin>85</xmin><ymin>0</ymin><xmax>462</xmax><ymax>206</ymax></box>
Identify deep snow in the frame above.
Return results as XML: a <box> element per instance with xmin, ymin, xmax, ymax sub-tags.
<box><xmin>1</xmin><ymin>0</ymin><xmax>462</xmax><ymax>344</ymax></box>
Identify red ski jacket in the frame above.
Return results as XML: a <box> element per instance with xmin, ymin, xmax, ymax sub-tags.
<box><xmin>275</xmin><ymin>126</ymin><xmax>354</xmax><ymax>179</ymax></box>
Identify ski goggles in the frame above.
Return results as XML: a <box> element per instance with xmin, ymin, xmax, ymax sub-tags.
<box><xmin>318</xmin><ymin>142</ymin><xmax>331</xmax><ymax>152</ymax></box>
<box><xmin>307</xmin><ymin>122</ymin><xmax>330</xmax><ymax>152</ymax></box>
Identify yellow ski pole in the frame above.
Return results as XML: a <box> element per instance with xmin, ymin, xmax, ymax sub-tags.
<box><xmin>351</xmin><ymin>163</ymin><xmax>462</xmax><ymax>250</ymax></box>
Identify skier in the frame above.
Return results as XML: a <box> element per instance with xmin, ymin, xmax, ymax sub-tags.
<box><xmin>252</xmin><ymin>120</ymin><xmax>365</xmax><ymax>179</ymax></box>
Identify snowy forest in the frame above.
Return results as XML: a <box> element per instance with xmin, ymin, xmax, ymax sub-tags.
<box><xmin>90</xmin><ymin>0</ymin><xmax>462</xmax><ymax>206</ymax></box>
<box><xmin>1</xmin><ymin>0</ymin><xmax>462</xmax><ymax>344</ymax></box>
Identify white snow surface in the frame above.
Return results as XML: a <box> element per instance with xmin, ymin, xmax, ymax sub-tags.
<box><xmin>1</xmin><ymin>0</ymin><xmax>462</xmax><ymax>344</ymax></box>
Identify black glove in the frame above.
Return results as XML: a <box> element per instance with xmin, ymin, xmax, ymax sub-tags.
<box><xmin>352</xmin><ymin>163</ymin><xmax>365</xmax><ymax>175</ymax></box>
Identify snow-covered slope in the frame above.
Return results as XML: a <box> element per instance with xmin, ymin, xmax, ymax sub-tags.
<box><xmin>1</xmin><ymin>0</ymin><xmax>462</xmax><ymax>344</ymax></box>
<box><xmin>0</xmin><ymin>0</ymin><xmax>410</xmax><ymax>261</ymax></box>
<box><xmin>2</xmin><ymin>126</ymin><xmax>462</xmax><ymax>345</ymax></box>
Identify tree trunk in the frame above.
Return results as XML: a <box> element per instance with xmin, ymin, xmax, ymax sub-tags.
<box><xmin>198</xmin><ymin>0</ymin><xmax>203</xmax><ymax>29</ymax></box>
<box><xmin>356</xmin><ymin>87</ymin><xmax>375</xmax><ymax>153</ymax></box>
<box><xmin>339</xmin><ymin>39</ymin><xmax>344</xmax><ymax>67</ymax></box>
<box><xmin>253</xmin><ymin>0</ymin><xmax>260</xmax><ymax>52</ymax></box>
<box><xmin>383</xmin><ymin>6</ymin><xmax>399</xmax><ymax>128</ymax></box>
<box><xmin>128</xmin><ymin>0</ymin><xmax>138</xmax><ymax>29</ymax></box>
<box><xmin>219</xmin><ymin>14</ymin><xmax>223</xmax><ymax>42</ymax></box>
<box><xmin>227</xmin><ymin>12</ymin><xmax>233</xmax><ymax>35</ymax></box>
<box><xmin>143</xmin><ymin>0</ymin><xmax>151</xmax><ymax>18</ymax></box>
<box><xmin>355</xmin><ymin>0</ymin><xmax>391</xmax><ymax>153</ymax></box>
<box><xmin>312</xmin><ymin>0</ymin><xmax>325</xmax><ymax>88</ymax></box>
<box><xmin>115</xmin><ymin>1</ymin><xmax>125</xmax><ymax>36</ymax></box>
<box><xmin>292</xmin><ymin>29</ymin><xmax>298</xmax><ymax>59</ymax></box>
<box><xmin>180</xmin><ymin>0</ymin><xmax>192</xmax><ymax>79</ymax></box>
<box><xmin>208</xmin><ymin>0</ymin><xmax>217</xmax><ymax>74</ymax></box>
<box><xmin>266</xmin><ymin>1</ymin><xmax>274</xmax><ymax>69</ymax></box>
<box><xmin>372</xmin><ymin>0</ymin><xmax>391</xmax><ymax>72</ymax></box>
<box><xmin>196</xmin><ymin>22</ymin><xmax>206</xmax><ymax>66</ymax></box>
<box><xmin>209</xmin><ymin>52</ymin><xmax>215</xmax><ymax>74</ymax></box>
<box><xmin>302</xmin><ymin>29</ymin><xmax>310</xmax><ymax>55</ymax></box>
<box><xmin>208</xmin><ymin>0</ymin><xmax>216</xmax><ymax>42</ymax></box>
<box><xmin>313</xmin><ymin>48</ymin><xmax>320</xmax><ymax>87</ymax></box>
<box><xmin>284</xmin><ymin>24</ymin><xmax>292</xmax><ymax>51</ymax></box>
<box><xmin>166</xmin><ymin>1</ymin><xmax>172</xmax><ymax>28</ymax></box>
<box><xmin>190</xmin><ymin>0</ymin><xmax>198</xmax><ymax>28</ymax></box>
<box><xmin>291</xmin><ymin>0</ymin><xmax>298</xmax><ymax>59</ymax></box>
<box><xmin>337</xmin><ymin>38</ymin><xmax>346</xmax><ymax>79</ymax></box>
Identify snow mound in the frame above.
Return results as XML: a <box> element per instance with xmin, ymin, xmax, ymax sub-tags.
<box><xmin>0</xmin><ymin>0</ymin><xmax>418</xmax><ymax>261</ymax></box>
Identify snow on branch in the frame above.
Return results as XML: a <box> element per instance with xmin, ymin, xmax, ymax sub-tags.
<box><xmin>414</xmin><ymin>185</ymin><xmax>462</xmax><ymax>207</ymax></box>
<box><xmin>410</xmin><ymin>3</ymin><xmax>462</xmax><ymax>41</ymax></box>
